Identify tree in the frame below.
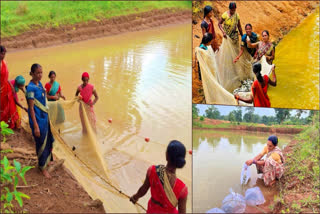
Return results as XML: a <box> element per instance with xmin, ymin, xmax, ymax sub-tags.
<box><xmin>228</xmin><ymin>111</ymin><xmax>236</xmax><ymax>122</ymax></box>
<box><xmin>253</xmin><ymin>114</ymin><xmax>261</xmax><ymax>123</ymax></box>
<box><xmin>295</xmin><ymin>109</ymin><xmax>306</xmax><ymax>119</ymax></box>
<box><xmin>192</xmin><ymin>104</ymin><xmax>199</xmax><ymax>119</ymax></box>
<box><xmin>243</xmin><ymin>107</ymin><xmax>254</xmax><ymax>122</ymax></box>
<box><xmin>275</xmin><ymin>109</ymin><xmax>291</xmax><ymax>124</ymax></box>
<box><xmin>205</xmin><ymin>106</ymin><xmax>220</xmax><ymax>119</ymax></box>
<box><xmin>262</xmin><ymin>115</ymin><xmax>269</xmax><ymax>125</ymax></box>
<box><xmin>235</xmin><ymin>107</ymin><xmax>242</xmax><ymax>122</ymax></box>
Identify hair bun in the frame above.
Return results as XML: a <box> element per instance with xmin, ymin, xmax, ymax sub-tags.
<box><xmin>175</xmin><ymin>157</ymin><xmax>186</xmax><ymax>168</ymax></box>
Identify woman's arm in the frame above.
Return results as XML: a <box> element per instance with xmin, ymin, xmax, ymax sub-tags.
<box><xmin>218</xmin><ymin>18</ymin><xmax>227</xmax><ymax>38</ymax></box>
<box><xmin>201</xmin><ymin>27</ymin><xmax>206</xmax><ymax>36</ymax></box>
<box><xmin>234</xmin><ymin>93</ymin><xmax>253</xmax><ymax>104</ymax></box>
<box><xmin>245</xmin><ymin>153</ymin><xmax>264</xmax><ymax>166</ymax></box>
<box><xmin>46</xmin><ymin>91</ymin><xmax>59</xmax><ymax>101</ymax></box>
<box><xmin>237</xmin><ymin>19</ymin><xmax>243</xmax><ymax>37</ymax></box>
<box><xmin>130</xmin><ymin>173</ymin><xmax>150</xmax><ymax>204</ymax></box>
<box><xmin>266</xmin><ymin>48</ymin><xmax>275</xmax><ymax>62</ymax></box>
<box><xmin>58</xmin><ymin>91</ymin><xmax>66</xmax><ymax>100</ymax></box>
<box><xmin>233</xmin><ymin>46</ymin><xmax>244</xmax><ymax>63</ymax></box>
<box><xmin>268</xmin><ymin>65</ymin><xmax>277</xmax><ymax>86</ymax></box>
<box><xmin>247</xmin><ymin>39</ymin><xmax>259</xmax><ymax>49</ymax></box>
<box><xmin>27</xmin><ymin>99</ymin><xmax>40</xmax><ymax>137</ymax></box>
<box><xmin>178</xmin><ymin>195</ymin><xmax>187</xmax><ymax>214</ymax></box>
<box><xmin>92</xmin><ymin>89</ymin><xmax>99</xmax><ymax>105</ymax></box>
<box><xmin>75</xmin><ymin>87</ymin><xmax>80</xmax><ymax>96</ymax></box>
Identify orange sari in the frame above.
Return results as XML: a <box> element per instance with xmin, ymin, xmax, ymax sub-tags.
<box><xmin>147</xmin><ymin>165</ymin><xmax>188</xmax><ymax>213</ymax></box>
<box><xmin>0</xmin><ymin>60</ymin><xmax>19</xmax><ymax>128</ymax></box>
<box><xmin>252</xmin><ymin>75</ymin><xmax>270</xmax><ymax>107</ymax></box>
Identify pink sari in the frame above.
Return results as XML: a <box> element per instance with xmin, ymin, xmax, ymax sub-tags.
<box><xmin>78</xmin><ymin>83</ymin><xmax>96</xmax><ymax>132</ymax></box>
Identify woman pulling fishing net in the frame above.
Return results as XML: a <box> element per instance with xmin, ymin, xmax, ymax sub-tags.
<box><xmin>75</xmin><ymin>72</ymin><xmax>99</xmax><ymax>133</ymax></box>
<box><xmin>245</xmin><ymin>135</ymin><xmax>285</xmax><ymax>187</ymax></box>
<box><xmin>130</xmin><ymin>140</ymin><xmax>188</xmax><ymax>213</ymax></box>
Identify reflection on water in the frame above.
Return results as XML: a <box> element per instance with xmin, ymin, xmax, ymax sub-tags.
<box><xmin>7</xmin><ymin>23</ymin><xmax>191</xmax><ymax>212</ymax></box>
<box><xmin>269</xmin><ymin>8</ymin><xmax>319</xmax><ymax>110</ymax></box>
<box><xmin>193</xmin><ymin>129</ymin><xmax>292</xmax><ymax>213</ymax></box>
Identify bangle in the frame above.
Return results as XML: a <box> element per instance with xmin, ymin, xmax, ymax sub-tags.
<box><xmin>253</xmin><ymin>160</ymin><xmax>257</xmax><ymax>164</ymax></box>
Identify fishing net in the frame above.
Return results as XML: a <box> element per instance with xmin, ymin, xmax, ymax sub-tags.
<box><xmin>195</xmin><ymin>36</ymin><xmax>273</xmax><ymax>106</ymax></box>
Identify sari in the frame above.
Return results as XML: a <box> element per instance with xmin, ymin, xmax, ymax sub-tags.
<box><xmin>0</xmin><ymin>60</ymin><xmax>19</xmax><ymax>128</ymax></box>
<box><xmin>45</xmin><ymin>81</ymin><xmax>65</xmax><ymax>124</ymax></box>
<box><xmin>201</xmin><ymin>18</ymin><xmax>216</xmax><ymax>39</ymax></box>
<box><xmin>147</xmin><ymin>165</ymin><xmax>188</xmax><ymax>214</ymax></box>
<box><xmin>26</xmin><ymin>81</ymin><xmax>54</xmax><ymax>170</ymax></box>
<box><xmin>254</xmin><ymin>41</ymin><xmax>274</xmax><ymax>64</ymax></box>
<box><xmin>252</xmin><ymin>75</ymin><xmax>270</xmax><ymax>107</ymax></box>
<box><xmin>9</xmin><ymin>80</ymin><xmax>22</xmax><ymax>128</ymax></box>
<box><xmin>221</xmin><ymin>11</ymin><xmax>240</xmax><ymax>43</ymax></box>
<box><xmin>78</xmin><ymin>83</ymin><xmax>96</xmax><ymax>132</ymax></box>
<box><xmin>256</xmin><ymin>147</ymin><xmax>285</xmax><ymax>186</ymax></box>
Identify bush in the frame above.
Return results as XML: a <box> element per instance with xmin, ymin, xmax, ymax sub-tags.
<box><xmin>200</xmin><ymin>116</ymin><xmax>204</xmax><ymax>121</ymax></box>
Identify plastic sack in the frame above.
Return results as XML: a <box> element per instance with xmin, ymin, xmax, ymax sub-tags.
<box><xmin>221</xmin><ymin>188</ymin><xmax>246</xmax><ymax>213</ymax></box>
<box><xmin>245</xmin><ymin>187</ymin><xmax>265</xmax><ymax>206</ymax></box>
<box><xmin>207</xmin><ymin>207</ymin><xmax>226</xmax><ymax>213</ymax></box>
<box><xmin>240</xmin><ymin>163</ymin><xmax>251</xmax><ymax>185</ymax></box>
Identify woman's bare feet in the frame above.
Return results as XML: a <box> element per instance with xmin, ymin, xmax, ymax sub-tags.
<box><xmin>42</xmin><ymin>169</ymin><xmax>51</xmax><ymax>178</ymax></box>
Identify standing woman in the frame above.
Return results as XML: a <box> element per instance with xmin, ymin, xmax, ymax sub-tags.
<box><xmin>0</xmin><ymin>45</ymin><xmax>19</xmax><ymax>128</ymax></box>
<box><xmin>130</xmin><ymin>140</ymin><xmax>188</xmax><ymax>213</ymax></box>
<box><xmin>218</xmin><ymin>2</ymin><xmax>243</xmax><ymax>44</ymax></box>
<box><xmin>247</xmin><ymin>30</ymin><xmax>275</xmax><ymax>65</ymax></box>
<box><xmin>45</xmin><ymin>71</ymin><xmax>66</xmax><ymax>101</ymax></box>
<box><xmin>201</xmin><ymin>5</ymin><xmax>219</xmax><ymax>51</ymax></box>
<box><xmin>26</xmin><ymin>63</ymin><xmax>54</xmax><ymax>178</ymax></box>
<box><xmin>9</xmin><ymin>75</ymin><xmax>28</xmax><ymax>128</ymax></box>
<box><xmin>234</xmin><ymin>63</ymin><xmax>277</xmax><ymax>107</ymax></box>
<box><xmin>75</xmin><ymin>72</ymin><xmax>98</xmax><ymax>133</ymax></box>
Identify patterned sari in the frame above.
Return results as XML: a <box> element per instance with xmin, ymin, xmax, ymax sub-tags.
<box><xmin>222</xmin><ymin>11</ymin><xmax>240</xmax><ymax>43</ymax></box>
<box><xmin>0</xmin><ymin>60</ymin><xmax>19</xmax><ymax>128</ymax></box>
<box><xmin>147</xmin><ymin>165</ymin><xmax>188</xmax><ymax>213</ymax></box>
<box><xmin>78</xmin><ymin>83</ymin><xmax>96</xmax><ymax>132</ymax></box>
<box><xmin>254</xmin><ymin>41</ymin><xmax>274</xmax><ymax>64</ymax></box>
<box><xmin>252</xmin><ymin>75</ymin><xmax>271</xmax><ymax>107</ymax></box>
<box><xmin>256</xmin><ymin>147</ymin><xmax>285</xmax><ymax>186</ymax></box>
<box><xmin>26</xmin><ymin>81</ymin><xmax>54</xmax><ymax>170</ymax></box>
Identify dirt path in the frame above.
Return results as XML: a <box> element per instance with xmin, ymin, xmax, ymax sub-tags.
<box><xmin>192</xmin><ymin>1</ymin><xmax>319</xmax><ymax>103</ymax></box>
<box><xmin>0</xmin><ymin>127</ymin><xmax>105</xmax><ymax>213</ymax></box>
<box><xmin>1</xmin><ymin>8</ymin><xmax>191</xmax><ymax>51</ymax></box>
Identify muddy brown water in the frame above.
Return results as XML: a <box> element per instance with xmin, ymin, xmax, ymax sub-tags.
<box><xmin>7</xmin><ymin>23</ymin><xmax>192</xmax><ymax>212</ymax></box>
<box><xmin>193</xmin><ymin>129</ymin><xmax>293</xmax><ymax>213</ymax></box>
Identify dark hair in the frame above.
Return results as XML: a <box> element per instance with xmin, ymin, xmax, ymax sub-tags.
<box><xmin>0</xmin><ymin>45</ymin><xmax>6</xmax><ymax>53</ymax></box>
<box><xmin>48</xmin><ymin>71</ymin><xmax>56</xmax><ymax>78</ymax></box>
<box><xmin>167</xmin><ymin>140</ymin><xmax>186</xmax><ymax>168</ymax></box>
<box><xmin>201</xmin><ymin>33</ymin><xmax>213</xmax><ymax>45</ymax></box>
<box><xmin>245</xmin><ymin>23</ymin><xmax>252</xmax><ymax>29</ymax></box>
<box><xmin>30</xmin><ymin>63</ymin><xmax>41</xmax><ymax>75</ymax></box>
<box><xmin>268</xmin><ymin>135</ymin><xmax>278</xmax><ymax>146</ymax></box>
<box><xmin>203</xmin><ymin>5</ymin><xmax>213</xmax><ymax>18</ymax></box>
<box><xmin>253</xmin><ymin>63</ymin><xmax>263</xmax><ymax>84</ymax></box>
<box><xmin>262</xmin><ymin>30</ymin><xmax>269</xmax><ymax>36</ymax></box>
<box><xmin>229</xmin><ymin>2</ymin><xmax>237</xmax><ymax>9</ymax></box>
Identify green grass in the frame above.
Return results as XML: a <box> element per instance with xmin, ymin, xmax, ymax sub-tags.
<box><xmin>1</xmin><ymin>1</ymin><xmax>191</xmax><ymax>37</ymax></box>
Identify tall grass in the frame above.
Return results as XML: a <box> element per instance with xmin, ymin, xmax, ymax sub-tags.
<box><xmin>1</xmin><ymin>1</ymin><xmax>191</xmax><ymax>37</ymax></box>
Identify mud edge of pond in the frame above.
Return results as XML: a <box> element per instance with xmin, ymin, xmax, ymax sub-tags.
<box><xmin>1</xmin><ymin>9</ymin><xmax>191</xmax><ymax>51</ymax></box>
<box><xmin>193</xmin><ymin>126</ymin><xmax>303</xmax><ymax>134</ymax></box>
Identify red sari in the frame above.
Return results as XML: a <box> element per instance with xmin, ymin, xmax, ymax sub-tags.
<box><xmin>78</xmin><ymin>83</ymin><xmax>96</xmax><ymax>132</ymax></box>
<box><xmin>0</xmin><ymin>60</ymin><xmax>19</xmax><ymax>128</ymax></box>
<box><xmin>147</xmin><ymin>165</ymin><xmax>188</xmax><ymax>214</ymax></box>
<box><xmin>252</xmin><ymin>75</ymin><xmax>270</xmax><ymax>107</ymax></box>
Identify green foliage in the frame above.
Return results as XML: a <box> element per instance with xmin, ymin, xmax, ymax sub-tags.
<box><xmin>205</xmin><ymin>106</ymin><xmax>220</xmax><ymax>119</ymax></box>
<box><xmin>1</xmin><ymin>1</ymin><xmax>191</xmax><ymax>37</ymax></box>
<box><xmin>199</xmin><ymin>116</ymin><xmax>204</xmax><ymax>121</ymax></box>
<box><xmin>192</xmin><ymin>104</ymin><xmax>199</xmax><ymax>119</ymax></box>
<box><xmin>275</xmin><ymin>109</ymin><xmax>291</xmax><ymax>124</ymax></box>
<box><xmin>1</xmin><ymin>121</ymin><xmax>15</xmax><ymax>143</ymax></box>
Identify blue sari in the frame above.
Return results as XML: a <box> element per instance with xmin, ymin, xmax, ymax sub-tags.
<box><xmin>26</xmin><ymin>81</ymin><xmax>54</xmax><ymax>170</ymax></box>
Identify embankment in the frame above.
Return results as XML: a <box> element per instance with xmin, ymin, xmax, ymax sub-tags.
<box><xmin>192</xmin><ymin>1</ymin><xmax>319</xmax><ymax>103</ymax></box>
<box><xmin>1</xmin><ymin>9</ymin><xmax>190</xmax><ymax>50</ymax></box>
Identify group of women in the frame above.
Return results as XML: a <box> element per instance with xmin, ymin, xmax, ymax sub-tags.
<box><xmin>199</xmin><ymin>2</ymin><xmax>278</xmax><ymax>107</ymax></box>
<box><xmin>1</xmin><ymin>45</ymin><xmax>188</xmax><ymax>212</ymax></box>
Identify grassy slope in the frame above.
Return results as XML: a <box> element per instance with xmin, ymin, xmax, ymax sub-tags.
<box><xmin>1</xmin><ymin>1</ymin><xmax>191</xmax><ymax>37</ymax></box>
<box><xmin>273</xmin><ymin>113</ymin><xmax>320</xmax><ymax>213</ymax></box>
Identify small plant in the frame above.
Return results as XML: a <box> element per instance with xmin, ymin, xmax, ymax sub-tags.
<box><xmin>1</xmin><ymin>121</ymin><xmax>14</xmax><ymax>143</ymax></box>
<box><xmin>200</xmin><ymin>116</ymin><xmax>204</xmax><ymax>121</ymax></box>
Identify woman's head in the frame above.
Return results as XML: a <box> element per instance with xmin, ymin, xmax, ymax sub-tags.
<box><xmin>245</xmin><ymin>24</ymin><xmax>252</xmax><ymax>36</ymax></box>
<box><xmin>201</xmin><ymin>33</ymin><xmax>213</xmax><ymax>46</ymax></box>
<box><xmin>267</xmin><ymin>135</ymin><xmax>278</xmax><ymax>150</ymax></box>
<box><xmin>30</xmin><ymin>63</ymin><xmax>43</xmax><ymax>81</ymax></box>
<box><xmin>166</xmin><ymin>140</ymin><xmax>186</xmax><ymax>168</ymax></box>
<box><xmin>204</xmin><ymin>5</ymin><xmax>213</xmax><ymax>18</ymax></box>
<box><xmin>15</xmin><ymin>75</ymin><xmax>25</xmax><ymax>91</ymax></box>
<box><xmin>262</xmin><ymin>30</ymin><xmax>270</xmax><ymax>42</ymax></box>
<box><xmin>0</xmin><ymin>45</ymin><xmax>6</xmax><ymax>61</ymax></box>
<box><xmin>82</xmin><ymin>72</ymin><xmax>89</xmax><ymax>85</ymax></box>
<box><xmin>48</xmin><ymin>71</ymin><xmax>56</xmax><ymax>82</ymax></box>
<box><xmin>253</xmin><ymin>62</ymin><xmax>263</xmax><ymax>83</ymax></box>
<box><xmin>229</xmin><ymin>2</ymin><xmax>237</xmax><ymax>15</ymax></box>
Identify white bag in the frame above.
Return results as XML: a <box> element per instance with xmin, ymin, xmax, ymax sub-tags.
<box><xmin>206</xmin><ymin>207</ymin><xmax>226</xmax><ymax>213</ymax></box>
<box><xmin>240</xmin><ymin>163</ymin><xmax>251</xmax><ymax>185</ymax></box>
<box><xmin>245</xmin><ymin>187</ymin><xmax>265</xmax><ymax>206</ymax></box>
<box><xmin>221</xmin><ymin>189</ymin><xmax>246</xmax><ymax>213</ymax></box>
